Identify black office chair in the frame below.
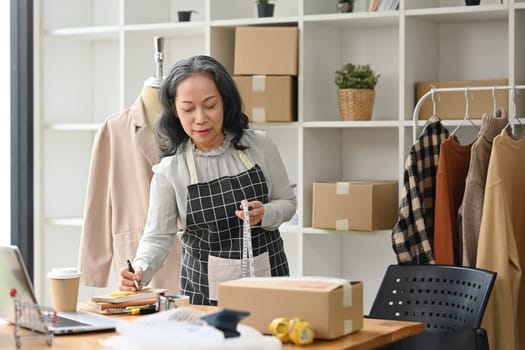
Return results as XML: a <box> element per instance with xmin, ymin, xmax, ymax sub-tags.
<box><xmin>368</xmin><ymin>264</ymin><xmax>496</xmax><ymax>350</ymax></box>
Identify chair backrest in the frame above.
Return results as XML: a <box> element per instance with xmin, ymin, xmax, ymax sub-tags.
<box><xmin>368</xmin><ymin>264</ymin><xmax>496</xmax><ymax>333</ymax></box>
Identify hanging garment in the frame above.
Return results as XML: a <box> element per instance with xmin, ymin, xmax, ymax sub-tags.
<box><xmin>458</xmin><ymin>110</ymin><xmax>509</xmax><ymax>267</ymax></box>
<box><xmin>134</xmin><ymin>130</ymin><xmax>296</xmax><ymax>304</ymax></box>
<box><xmin>433</xmin><ymin>136</ymin><xmax>473</xmax><ymax>265</ymax></box>
<box><xmin>477</xmin><ymin>130</ymin><xmax>525</xmax><ymax>350</ymax></box>
<box><xmin>78</xmin><ymin>96</ymin><xmax>181</xmax><ymax>293</ymax></box>
<box><xmin>392</xmin><ymin>118</ymin><xmax>449</xmax><ymax>264</ymax></box>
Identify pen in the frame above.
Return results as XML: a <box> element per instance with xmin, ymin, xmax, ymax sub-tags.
<box><xmin>126</xmin><ymin>259</ymin><xmax>141</xmax><ymax>290</ymax></box>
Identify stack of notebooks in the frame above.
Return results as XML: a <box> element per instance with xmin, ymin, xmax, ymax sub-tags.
<box><xmin>80</xmin><ymin>288</ymin><xmax>167</xmax><ymax>315</ymax></box>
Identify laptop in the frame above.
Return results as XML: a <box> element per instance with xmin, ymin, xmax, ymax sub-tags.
<box><xmin>0</xmin><ymin>245</ymin><xmax>116</xmax><ymax>334</ymax></box>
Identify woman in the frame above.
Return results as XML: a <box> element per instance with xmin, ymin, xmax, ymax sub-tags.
<box><xmin>119</xmin><ymin>55</ymin><xmax>296</xmax><ymax>305</ymax></box>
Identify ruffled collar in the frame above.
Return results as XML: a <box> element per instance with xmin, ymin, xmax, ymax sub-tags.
<box><xmin>192</xmin><ymin>132</ymin><xmax>233</xmax><ymax>157</ymax></box>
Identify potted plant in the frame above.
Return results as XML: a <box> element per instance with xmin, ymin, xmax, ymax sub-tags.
<box><xmin>337</xmin><ymin>0</ymin><xmax>354</xmax><ymax>13</ymax></box>
<box><xmin>335</xmin><ymin>63</ymin><xmax>380</xmax><ymax>120</ymax></box>
<box><xmin>256</xmin><ymin>0</ymin><xmax>275</xmax><ymax>17</ymax></box>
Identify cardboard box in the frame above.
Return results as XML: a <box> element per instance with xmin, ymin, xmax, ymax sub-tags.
<box><xmin>218</xmin><ymin>277</ymin><xmax>363</xmax><ymax>340</ymax></box>
<box><xmin>415</xmin><ymin>79</ymin><xmax>509</xmax><ymax>120</ymax></box>
<box><xmin>234</xmin><ymin>26</ymin><xmax>298</xmax><ymax>76</ymax></box>
<box><xmin>234</xmin><ymin>75</ymin><xmax>296</xmax><ymax>122</ymax></box>
<box><xmin>312</xmin><ymin>181</ymin><xmax>398</xmax><ymax>231</ymax></box>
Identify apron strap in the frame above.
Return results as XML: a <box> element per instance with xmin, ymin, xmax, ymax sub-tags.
<box><xmin>237</xmin><ymin>150</ymin><xmax>254</xmax><ymax>169</ymax></box>
<box><xmin>185</xmin><ymin>139</ymin><xmax>198</xmax><ymax>185</ymax></box>
<box><xmin>185</xmin><ymin>138</ymin><xmax>255</xmax><ymax>184</ymax></box>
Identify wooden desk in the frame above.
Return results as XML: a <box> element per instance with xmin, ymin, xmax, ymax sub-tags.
<box><xmin>0</xmin><ymin>317</ymin><xmax>423</xmax><ymax>350</ymax></box>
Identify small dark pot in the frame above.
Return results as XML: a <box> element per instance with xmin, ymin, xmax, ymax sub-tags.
<box><xmin>178</xmin><ymin>11</ymin><xmax>192</xmax><ymax>22</ymax></box>
<box><xmin>465</xmin><ymin>0</ymin><xmax>481</xmax><ymax>5</ymax></box>
<box><xmin>257</xmin><ymin>3</ymin><xmax>274</xmax><ymax>17</ymax></box>
<box><xmin>337</xmin><ymin>2</ymin><xmax>354</xmax><ymax>13</ymax></box>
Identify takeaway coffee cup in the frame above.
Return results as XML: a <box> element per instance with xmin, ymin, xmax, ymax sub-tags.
<box><xmin>48</xmin><ymin>267</ymin><xmax>81</xmax><ymax>312</ymax></box>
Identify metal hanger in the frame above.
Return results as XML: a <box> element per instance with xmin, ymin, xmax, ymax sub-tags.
<box><xmin>451</xmin><ymin>87</ymin><xmax>479</xmax><ymax>135</ymax></box>
<box><xmin>492</xmin><ymin>86</ymin><xmax>497</xmax><ymax>115</ymax></box>
<box><xmin>504</xmin><ymin>86</ymin><xmax>524</xmax><ymax>133</ymax></box>
<box><xmin>418</xmin><ymin>86</ymin><xmax>441</xmax><ymax>138</ymax></box>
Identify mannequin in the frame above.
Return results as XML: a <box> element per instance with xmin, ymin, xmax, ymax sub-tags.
<box><xmin>141</xmin><ymin>36</ymin><xmax>164</xmax><ymax>129</ymax></box>
<box><xmin>141</xmin><ymin>83</ymin><xmax>162</xmax><ymax>129</ymax></box>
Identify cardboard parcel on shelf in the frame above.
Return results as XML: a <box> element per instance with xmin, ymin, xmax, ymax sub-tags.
<box><xmin>234</xmin><ymin>26</ymin><xmax>298</xmax><ymax>76</ymax></box>
<box><xmin>415</xmin><ymin>79</ymin><xmax>509</xmax><ymax>120</ymax></box>
<box><xmin>312</xmin><ymin>181</ymin><xmax>398</xmax><ymax>231</ymax></box>
<box><xmin>218</xmin><ymin>277</ymin><xmax>363</xmax><ymax>340</ymax></box>
<box><xmin>233</xmin><ymin>75</ymin><xmax>296</xmax><ymax>122</ymax></box>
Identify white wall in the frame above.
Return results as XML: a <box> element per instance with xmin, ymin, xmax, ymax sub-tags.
<box><xmin>0</xmin><ymin>0</ymin><xmax>10</xmax><ymax>246</ymax></box>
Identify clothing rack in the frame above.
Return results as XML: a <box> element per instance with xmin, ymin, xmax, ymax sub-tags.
<box><xmin>413</xmin><ymin>84</ymin><xmax>525</xmax><ymax>142</ymax></box>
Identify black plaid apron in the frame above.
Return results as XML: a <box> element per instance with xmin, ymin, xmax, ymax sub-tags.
<box><xmin>180</xmin><ymin>140</ymin><xmax>289</xmax><ymax>305</ymax></box>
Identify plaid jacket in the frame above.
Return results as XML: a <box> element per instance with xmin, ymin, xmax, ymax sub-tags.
<box><xmin>392</xmin><ymin>120</ymin><xmax>449</xmax><ymax>264</ymax></box>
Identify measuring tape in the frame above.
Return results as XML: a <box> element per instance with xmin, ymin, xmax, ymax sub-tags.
<box><xmin>241</xmin><ymin>203</ymin><xmax>255</xmax><ymax>277</ymax></box>
<box><xmin>269</xmin><ymin>317</ymin><xmax>314</xmax><ymax>345</ymax></box>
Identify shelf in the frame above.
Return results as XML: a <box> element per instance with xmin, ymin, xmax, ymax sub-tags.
<box><xmin>249</xmin><ymin>122</ymin><xmax>299</xmax><ymax>129</ymax></box>
<box><xmin>124</xmin><ymin>22</ymin><xmax>207</xmax><ymax>37</ymax></box>
<box><xmin>211</xmin><ymin>16</ymin><xmax>299</xmax><ymax>27</ymax></box>
<box><xmin>46</xmin><ymin>26</ymin><xmax>121</xmax><ymax>40</ymax></box>
<box><xmin>304</xmin><ymin>12</ymin><xmax>399</xmax><ymax>28</ymax></box>
<box><xmin>45</xmin><ymin>123</ymin><xmax>101</xmax><ymax>131</ymax></box>
<box><xmin>405</xmin><ymin>5</ymin><xmax>508</xmax><ymax>23</ymax></box>
<box><xmin>303</xmin><ymin>120</ymin><xmax>400</xmax><ymax>128</ymax></box>
<box><xmin>45</xmin><ymin>217</ymin><xmax>83</xmax><ymax>227</ymax></box>
<box><xmin>302</xmin><ymin>227</ymin><xmax>392</xmax><ymax>236</ymax></box>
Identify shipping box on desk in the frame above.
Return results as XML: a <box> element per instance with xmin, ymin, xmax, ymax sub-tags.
<box><xmin>312</xmin><ymin>181</ymin><xmax>398</xmax><ymax>231</ymax></box>
<box><xmin>218</xmin><ymin>277</ymin><xmax>363</xmax><ymax>340</ymax></box>
<box><xmin>415</xmin><ymin>79</ymin><xmax>508</xmax><ymax>120</ymax></box>
<box><xmin>234</xmin><ymin>26</ymin><xmax>298</xmax><ymax>76</ymax></box>
<box><xmin>234</xmin><ymin>75</ymin><xmax>296</xmax><ymax>122</ymax></box>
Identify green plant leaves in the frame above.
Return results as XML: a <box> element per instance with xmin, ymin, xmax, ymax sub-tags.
<box><xmin>335</xmin><ymin>63</ymin><xmax>380</xmax><ymax>89</ymax></box>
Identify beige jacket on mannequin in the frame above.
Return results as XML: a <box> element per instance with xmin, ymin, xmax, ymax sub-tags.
<box><xmin>78</xmin><ymin>85</ymin><xmax>181</xmax><ymax>293</ymax></box>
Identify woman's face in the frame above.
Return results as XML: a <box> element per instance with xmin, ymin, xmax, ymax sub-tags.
<box><xmin>174</xmin><ymin>73</ymin><xmax>225</xmax><ymax>152</ymax></box>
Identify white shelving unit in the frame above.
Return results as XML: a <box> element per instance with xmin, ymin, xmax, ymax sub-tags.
<box><xmin>34</xmin><ymin>0</ymin><xmax>525</xmax><ymax>312</ymax></box>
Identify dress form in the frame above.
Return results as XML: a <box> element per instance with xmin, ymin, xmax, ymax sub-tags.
<box><xmin>141</xmin><ymin>84</ymin><xmax>161</xmax><ymax>129</ymax></box>
<box><xmin>142</xmin><ymin>36</ymin><xmax>164</xmax><ymax>129</ymax></box>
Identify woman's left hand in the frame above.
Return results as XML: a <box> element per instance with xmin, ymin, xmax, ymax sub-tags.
<box><xmin>235</xmin><ymin>200</ymin><xmax>264</xmax><ymax>225</ymax></box>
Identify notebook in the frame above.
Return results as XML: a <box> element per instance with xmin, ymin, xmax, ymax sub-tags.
<box><xmin>0</xmin><ymin>245</ymin><xmax>116</xmax><ymax>335</ymax></box>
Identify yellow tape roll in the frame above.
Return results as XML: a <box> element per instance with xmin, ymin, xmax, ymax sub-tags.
<box><xmin>288</xmin><ymin>317</ymin><xmax>314</xmax><ymax>346</ymax></box>
<box><xmin>268</xmin><ymin>317</ymin><xmax>290</xmax><ymax>342</ymax></box>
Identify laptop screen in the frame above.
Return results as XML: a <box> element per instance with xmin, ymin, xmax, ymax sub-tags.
<box><xmin>0</xmin><ymin>245</ymin><xmax>38</xmax><ymax>324</ymax></box>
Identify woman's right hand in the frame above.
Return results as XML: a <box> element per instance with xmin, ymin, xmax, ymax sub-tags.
<box><xmin>118</xmin><ymin>265</ymin><xmax>143</xmax><ymax>291</ymax></box>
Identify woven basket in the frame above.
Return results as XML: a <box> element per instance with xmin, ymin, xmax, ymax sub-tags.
<box><xmin>337</xmin><ymin>88</ymin><xmax>375</xmax><ymax>121</ymax></box>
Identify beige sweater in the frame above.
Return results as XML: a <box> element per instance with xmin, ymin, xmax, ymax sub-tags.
<box><xmin>459</xmin><ymin>110</ymin><xmax>509</xmax><ymax>267</ymax></box>
<box><xmin>477</xmin><ymin>129</ymin><xmax>525</xmax><ymax>350</ymax></box>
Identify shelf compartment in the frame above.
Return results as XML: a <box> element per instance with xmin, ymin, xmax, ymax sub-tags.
<box><xmin>210</xmin><ymin>0</ymin><xmax>298</xmax><ymax>21</ymax></box>
<box><xmin>124</xmin><ymin>0</ymin><xmax>206</xmax><ymax>25</ymax></box>
<box><xmin>302</xmin><ymin>128</ymin><xmax>399</xmax><ymax>228</ymax></box>
<box><xmin>302</xmin><ymin>21</ymin><xmax>399</xmax><ymax>122</ymax></box>
<box><xmin>43</xmin><ymin>131</ymin><xmax>93</xmax><ymax>218</ymax></box>
<box><xmin>43</xmin><ymin>0</ymin><xmax>119</xmax><ymax>30</ymax></box>
<box><xmin>43</xmin><ymin>37</ymin><xmax>120</xmax><ymax>124</ymax></box>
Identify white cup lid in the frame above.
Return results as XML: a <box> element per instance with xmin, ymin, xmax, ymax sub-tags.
<box><xmin>47</xmin><ymin>267</ymin><xmax>81</xmax><ymax>279</ymax></box>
